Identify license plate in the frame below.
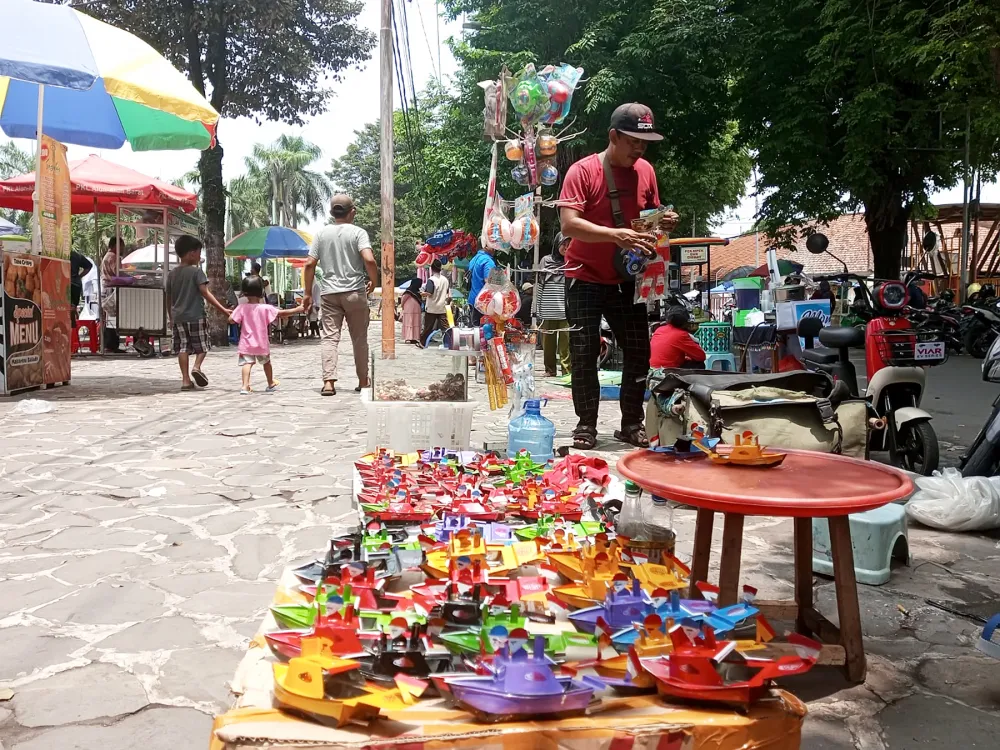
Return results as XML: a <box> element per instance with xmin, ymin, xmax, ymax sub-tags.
<box><xmin>915</xmin><ymin>341</ymin><xmax>945</xmax><ymax>360</ymax></box>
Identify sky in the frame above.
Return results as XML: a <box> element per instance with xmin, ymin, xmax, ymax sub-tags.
<box><xmin>2</xmin><ymin>0</ymin><xmax>996</xmax><ymax>241</ymax></box>
<box><xmin>1</xmin><ymin>0</ymin><xmax>464</xmax><ymax>237</ymax></box>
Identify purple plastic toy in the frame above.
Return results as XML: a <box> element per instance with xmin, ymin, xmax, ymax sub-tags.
<box><xmin>444</xmin><ymin>635</ymin><xmax>599</xmax><ymax>721</ymax></box>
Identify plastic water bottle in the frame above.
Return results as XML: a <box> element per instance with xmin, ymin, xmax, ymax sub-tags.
<box><xmin>645</xmin><ymin>494</ymin><xmax>675</xmax><ymax>542</ymax></box>
<box><xmin>617</xmin><ymin>480</ymin><xmax>646</xmax><ymax>538</ymax></box>
<box><xmin>507</xmin><ymin>399</ymin><xmax>555</xmax><ymax>463</ymax></box>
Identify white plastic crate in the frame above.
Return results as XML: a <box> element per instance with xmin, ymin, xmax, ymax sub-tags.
<box><xmin>361</xmin><ymin>392</ymin><xmax>476</xmax><ymax>452</ymax></box>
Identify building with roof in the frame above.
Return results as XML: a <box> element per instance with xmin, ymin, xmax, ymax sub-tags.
<box><xmin>709</xmin><ymin>214</ymin><xmax>873</xmax><ymax>284</ymax></box>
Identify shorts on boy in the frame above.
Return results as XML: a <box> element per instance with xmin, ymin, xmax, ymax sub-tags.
<box><xmin>238</xmin><ymin>354</ymin><xmax>270</xmax><ymax>366</ymax></box>
<box><xmin>172</xmin><ymin>319</ymin><xmax>210</xmax><ymax>354</ymax></box>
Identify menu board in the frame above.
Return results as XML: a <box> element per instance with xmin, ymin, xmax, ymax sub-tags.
<box><xmin>1</xmin><ymin>253</ymin><xmax>44</xmax><ymax>393</ymax></box>
<box><xmin>39</xmin><ymin>135</ymin><xmax>71</xmax><ymax>260</ymax></box>
<box><xmin>41</xmin><ymin>258</ymin><xmax>71</xmax><ymax>385</ymax></box>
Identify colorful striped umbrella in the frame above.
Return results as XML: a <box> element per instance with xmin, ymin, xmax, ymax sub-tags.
<box><xmin>0</xmin><ymin>1</ymin><xmax>218</xmax><ymax>151</ymax></box>
<box><xmin>224</xmin><ymin>226</ymin><xmax>312</xmax><ymax>259</ymax></box>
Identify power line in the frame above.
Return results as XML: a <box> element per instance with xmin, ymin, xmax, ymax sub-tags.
<box><xmin>413</xmin><ymin>0</ymin><xmax>440</xmax><ymax>83</ymax></box>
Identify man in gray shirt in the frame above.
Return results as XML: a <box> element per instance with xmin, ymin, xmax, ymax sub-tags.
<box><xmin>303</xmin><ymin>194</ymin><xmax>379</xmax><ymax>396</ymax></box>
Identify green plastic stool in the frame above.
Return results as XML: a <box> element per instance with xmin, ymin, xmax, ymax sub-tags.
<box><xmin>812</xmin><ymin>504</ymin><xmax>909</xmax><ymax>586</ymax></box>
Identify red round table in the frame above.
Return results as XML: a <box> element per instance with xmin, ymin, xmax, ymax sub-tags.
<box><xmin>618</xmin><ymin>447</ymin><xmax>913</xmax><ymax>682</ymax></box>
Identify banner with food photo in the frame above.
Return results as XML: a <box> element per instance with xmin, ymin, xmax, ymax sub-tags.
<box><xmin>1</xmin><ymin>253</ymin><xmax>44</xmax><ymax>394</ymax></box>
<box><xmin>39</xmin><ymin>135</ymin><xmax>71</xmax><ymax>261</ymax></box>
<box><xmin>41</xmin><ymin>258</ymin><xmax>71</xmax><ymax>386</ymax></box>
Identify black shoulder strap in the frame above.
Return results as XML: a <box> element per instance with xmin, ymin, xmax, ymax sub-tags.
<box><xmin>600</xmin><ymin>151</ymin><xmax>626</xmax><ymax>229</ymax></box>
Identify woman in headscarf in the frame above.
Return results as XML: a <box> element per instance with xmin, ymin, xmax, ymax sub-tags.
<box><xmin>400</xmin><ymin>278</ymin><xmax>424</xmax><ymax>345</ymax></box>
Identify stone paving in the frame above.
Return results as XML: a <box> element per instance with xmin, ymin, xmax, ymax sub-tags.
<box><xmin>0</xmin><ymin>330</ymin><xmax>998</xmax><ymax>749</ymax></box>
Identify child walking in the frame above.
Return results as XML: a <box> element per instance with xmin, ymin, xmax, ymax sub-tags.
<box><xmin>166</xmin><ymin>235</ymin><xmax>232</xmax><ymax>390</ymax></box>
<box><xmin>230</xmin><ymin>275</ymin><xmax>303</xmax><ymax>395</ymax></box>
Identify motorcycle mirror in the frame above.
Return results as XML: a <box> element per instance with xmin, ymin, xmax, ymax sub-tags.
<box><xmin>806</xmin><ymin>233</ymin><xmax>829</xmax><ymax>255</ymax></box>
<box><xmin>921</xmin><ymin>231</ymin><xmax>938</xmax><ymax>253</ymax></box>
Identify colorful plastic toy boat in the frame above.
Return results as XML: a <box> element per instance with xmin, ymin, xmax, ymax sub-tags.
<box><xmin>265</xmin><ymin>604</ymin><xmax>371</xmax><ymax>661</ymax></box>
<box><xmin>444</xmin><ymin>636</ymin><xmax>600</xmax><ymax>721</ymax></box>
<box><xmin>272</xmin><ymin>651</ymin><xmax>408</xmax><ymax>727</ymax></box>
<box><xmin>569</xmin><ymin>576</ymin><xmax>651</xmax><ymax>634</ymax></box>
<box><xmin>640</xmin><ymin>624</ymin><xmax>821</xmax><ymax>707</ymax></box>
<box><xmin>696</xmin><ymin>431</ymin><xmax>786</xmax><ymax>467</ymax></box>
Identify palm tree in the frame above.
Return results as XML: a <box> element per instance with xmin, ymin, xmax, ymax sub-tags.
<box><xmin>227</xmin><ymin>175</ymin><xmax>270</xmax><ymax>237</ymax></box>
<box><xmin>0</xmin><ymin>142</ymin><xmax>34</xmax><ymax>230</ymax></box>
<box><xmin>244</xmin><ymin>135</ymin><xmax>331</xmax><ymax>227</ymax></box>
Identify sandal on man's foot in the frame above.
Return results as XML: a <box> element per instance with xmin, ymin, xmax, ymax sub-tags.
<box><xmin>572</xmin><ymin>428</ymin><xmax>597</xmax><ymax>451</ymax></box>
<box><xmin>614</xmin><ymin>425</ymin><xmax>649</xmax><ymax>448</ymax></box>
<box><xmin>191</xmin><ymin>370</ymin><xmax>209</xmax><ymax>388</ymax></box>
<box><xmin>320</xmin><ymin>382</ymin><xmax>336</xmax><ymax>396</ymax></box>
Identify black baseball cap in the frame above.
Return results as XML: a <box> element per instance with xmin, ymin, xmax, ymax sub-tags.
<box><xmin>609</xmin><ymin>103</ymin><xmax>663</xmax><ymax>142</ymax></box>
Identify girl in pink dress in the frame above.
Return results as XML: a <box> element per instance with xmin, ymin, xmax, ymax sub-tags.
<box><xmin>400</xmin><ymin>278</ymin><xmax>423</xmax><ymax>345</ymax></box>
<box><xmin>230</xmin><ymin>275</ymin><xmax>303</xmax><ymax>395</ymax></box>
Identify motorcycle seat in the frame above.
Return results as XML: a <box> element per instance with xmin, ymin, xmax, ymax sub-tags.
<box><xmin>802</xmin><ymin>347</ymin><xmax>840</xmax><ymax>366</ymax></box>
<box><xmin>819</xmin><ymin>326</ymin><xmax>866</xmax><ymax>349</ymax></box>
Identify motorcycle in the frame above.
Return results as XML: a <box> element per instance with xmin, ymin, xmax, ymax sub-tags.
<box><xmin>962</xmin><ymin>296</ymin><xmax>1000</xmax><ymax>358</ymax></box>
<box><xmin>960</xmin><ymin>334</ymin><xmax>1000</xmax><ymax>476</ymax></box>
<box><xmin>908</xmin><ymin>306</ymin><xmax>964</xmax><ymax>355</ymax></box>
<box><xmin>799</xmin><ymin>235</ymin><xmax>944</xmax><ymax>474</ymax></box>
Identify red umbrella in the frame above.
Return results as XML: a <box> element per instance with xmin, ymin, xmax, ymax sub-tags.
<box><xmin>0</xmin><ymin>154</ymin><xmax>196</xmax><ymax>214</ymax></box>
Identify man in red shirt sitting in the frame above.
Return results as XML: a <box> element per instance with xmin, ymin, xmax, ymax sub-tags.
<box><xmin>559</xmin><ymin>103</ymin><xmax>679</xmax><ymax>450</ymax></box>
<box><xmin>650</xmin><ymin>307</ymin><xmax>707</xmax><ymax>369</ymax></box>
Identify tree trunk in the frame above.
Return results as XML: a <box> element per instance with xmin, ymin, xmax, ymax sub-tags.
<box><xmin>863</xmin><ymin>191</ymin><xmax>910</xmax><ymax>280</ymax></box>
<box><xmin>200</xmin><ymin>137</ymin><xmax>229</xmax><ymax>346</ymax></box>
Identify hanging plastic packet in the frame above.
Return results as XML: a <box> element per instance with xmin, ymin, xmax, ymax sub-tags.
<box><xmin>478</xmin><ymin>75</ymin><xmax>508</xmax><ymax>140</ymax></box>
<box><xmin>509</xmin><ymin>193</ymin><xmax>539</xmax><ymax>250</ymax></box>
<box><xmin>538</xmin><ymin>64</ymin><xmax>584</xmax><ymax>125</ymax></box>
<box><xmin>521</xmin><ymin>126</ymin><xmax>539</xmax><ymax>187</ymax></box>
<box><xmin>483</xmin><ymin>195</ymin><xmax>512</xmax><ymax>251</ymax></box>
<box><xmin>508</xmin><ymin>64</ymin><xmax>550</xmax><ymax>126</ymax></box>
<box><xmin>474</xmin><ymin>267</ymin><xmax>521</xmax><ymax>321</ymax></box>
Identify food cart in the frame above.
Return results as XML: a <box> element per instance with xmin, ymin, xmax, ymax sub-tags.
<box><xmin>105</xmin><ymin>204</ymin><xmax>200</xmax><ymax>356</ymax></box>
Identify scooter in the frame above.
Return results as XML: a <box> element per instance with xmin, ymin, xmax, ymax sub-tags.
<box><xmin>961</xmin><ymin>299</ymin><xmax>1000</xmax><ymax>359</ymax></box>
<box><xmin>960</xmin><ymin>335</ymin><xmax>1000</xmax><ymax>476</ymax></box>
<box><xmin>797</xmin><ymin>249</ymin><xmax>943</xmax><ymax>473</ymax></box>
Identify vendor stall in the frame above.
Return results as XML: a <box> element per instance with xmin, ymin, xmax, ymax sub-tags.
<box><xmin>105</xmin><ymin>203</ymin><xmax>200</xmax><ymax>354</ymax></box>
<box><xmin>208</xmin><ymin>448</ymin><xmax>812</xmax><ymax>750</ymax></box>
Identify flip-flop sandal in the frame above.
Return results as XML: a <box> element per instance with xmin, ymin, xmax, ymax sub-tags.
<box><xmin>320</xmin><ymin>386</ymin><xmax>336</xmax><ymax>396</ymax></box>
<box><xmin>572</xmin><ymin>428</ymin><xmax>597</xmax><ymax>450</ymax></box>
<box><xmin>354</xmin><ymin>383</ymin><xmax>371</xmax><ymax>392</ymax></box>
<box><xmin>614</xmin><ymin>425</ymin><xmax>649</xmax><ymax>448</ymax></box>
<box><xmin>180</xmin><ymin>383</ymin><xmax>196</xmax><ymax>391</ymax></box>
<box><xmin>192</xmin><ymin>370</ymin><xmax>209</xmax><ymax>388</ymax></box>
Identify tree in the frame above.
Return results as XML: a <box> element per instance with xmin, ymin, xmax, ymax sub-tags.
<box><xmin>244</xmin><ymin>135</ymin><xmax>332</xmax><ymax>228</ymax></box>
<box><xmin>0</xmin><ymin>142</ymin><xmax>33</xmax><ymax>230</ymax></box>
<box><xmin>328</xmin><ymin>107</ymin><xmax>441</xmax><ymax>279</ymax></box>
<box><xmin>84</xmin><ymin>1</ymin><xmax>375</xmax><ymax>343</ymax></box>
<box><xmin>727</xmin><ymin>0</ymin><xmax>1000</xmax><ymax>278</ymax></box>
<box><xmin>441</xmin><ymin>0</ymin><xmax>751</xmax><ymax>238</ymax></box>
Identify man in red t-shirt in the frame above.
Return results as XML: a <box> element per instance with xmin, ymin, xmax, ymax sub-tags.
<box><xmin>650</xmin><ymin>308</ymin><xmax>707</xmax><ymax>369</ymax></box>
<box><xmin>559</xmin><ymin>103</ymin><xmax>679</xmax><ymax>449</ymax></box>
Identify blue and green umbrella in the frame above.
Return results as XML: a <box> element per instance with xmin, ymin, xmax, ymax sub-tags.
<box><xmin>224</xmin><ymin>226</ymin><xmax>312</xmax><ymax>260</ymax></box>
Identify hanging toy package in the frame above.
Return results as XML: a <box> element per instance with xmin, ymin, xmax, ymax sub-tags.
<box><xmin>632</xmin><ymin>207</ymin><xmax>671</xmax><ymax>304</ymax></box>
<box><xmin>483</xmin><ymin>195</ymin><xmax>512</xmax><ymax>251</ymax></box>
<box><xmin>475</xmin><ymin>269</ymin><xmax>521</xmax><ymax>410</ymax></box>
<box><xmin>478</xmin><ymin>75</ymin><xmax>508</xmax><ymax>140</ymax></box>
<box><xmin>538</xmin><ymin>63</ymin><xmax>584</xmax><ymax>126</ymax></box>
<box><xmin>508</xmin><ymin>193</ymin><xmax>539</xmax><ymax>251</ymax></box>
<box><xmin>508</xmin><ymin>64</ymin><xmax>551</xmax><ymax>126</ymax></box>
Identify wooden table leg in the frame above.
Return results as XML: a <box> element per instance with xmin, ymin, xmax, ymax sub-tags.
<box><xmin>688</xmin><ymin>509</ymin><xmax>715</xmax><ymax>599</ymax></box>
<box><xmin>794</xmin><ymin>517</ymin><xmax>814</xmax><ymax>635</ymax></box>
<box><xmin>828</xmin><ymin>515</ymin><xmax>866</xmax><ymax>682</ymax></box>
<box><xmin>718</xmin><ymin>513</ymin><xmax>745</xmax><ymax>606</ymax></box>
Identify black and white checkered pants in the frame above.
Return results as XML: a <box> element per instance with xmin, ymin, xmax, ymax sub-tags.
<box><xmin>565</xmin><ymin>277</ymin><xmax>650</xmax><ymax>431</ymax></box>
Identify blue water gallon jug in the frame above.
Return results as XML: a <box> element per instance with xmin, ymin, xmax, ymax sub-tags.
<box><xmin>507</xmin><ymin>399</ymin><xmax>556</xmax><ymax>463</ymax></box>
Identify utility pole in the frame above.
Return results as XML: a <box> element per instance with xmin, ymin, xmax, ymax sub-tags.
<box><xmin>379</xmin><ymin>0</ymin><xmax>396</xmax><ymax>358</ymax></box>
<box><xmin>959</xmin><ymin>106</ymin><xmax>972</xmax><ymax>302</ymax></box>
